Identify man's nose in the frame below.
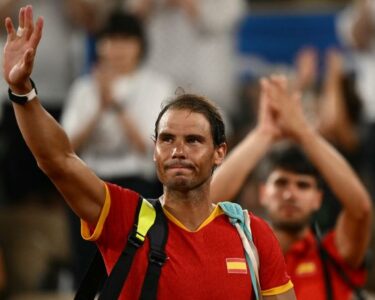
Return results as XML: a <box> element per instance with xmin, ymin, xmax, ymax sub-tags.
<box><xmin>281</xmin><ymin>186</ymin><xmax>294</xmax><ymax>201</ymax></box>
<box><xmin>172</xmin><ymin>142</ymin><xmax>186</xmax><ymax>158</ymax></box>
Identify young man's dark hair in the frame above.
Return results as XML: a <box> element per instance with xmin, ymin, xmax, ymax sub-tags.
<box><xmin>95</xmin><ymin>11</ymin><xmax>147</xmax><ymax>61</ymax></box>
<box><xmin>264</xmin><ymin>144</ymin><xmax>323</xmax><ymax>188</ymax></box>
<box><xmin>154</xmin><ymin>93</ymin><xmax>226</xmax><ymax>147</ymax></box>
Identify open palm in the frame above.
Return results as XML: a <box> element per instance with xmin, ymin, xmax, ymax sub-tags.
<box><xmin>3</xmin><ymin>5</ymin><xmax>43</xmax><ymax>87</ymax></box>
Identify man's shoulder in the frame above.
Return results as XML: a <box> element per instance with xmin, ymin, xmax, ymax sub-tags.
<box><xmin>248</xmin><ymin>212</ymin><xmax>273</xmax><ymax>232</ymax></box>
<box><xmin>105</xmin><ymin>182</ymin><xmax>141</xmax><ymax>207</ymax></box>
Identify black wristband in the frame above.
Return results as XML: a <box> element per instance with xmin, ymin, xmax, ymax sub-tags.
<box><xmin>8</xmin><ymin>78</ymin><xmax>38</xmax><ymax>105</ymax></box>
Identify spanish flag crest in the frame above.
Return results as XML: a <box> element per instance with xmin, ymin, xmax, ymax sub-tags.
<box><xmin>226</xmin><ymin>258</ymin><xmax>248</xmax><ymax>274</ymax></box>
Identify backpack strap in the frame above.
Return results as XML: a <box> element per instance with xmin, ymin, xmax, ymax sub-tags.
<box><xmin>74</xmin><ymin>250</ymin><xmax>106</xmax><ymax>300</ymax></box>
<box><xmin>75</xmin><ymin>196</ymin><xmax>160</xmax><ymax>300</ymax></box>
<box><xmin>313</xmin><ymin>222</ymin><xmax>366</xmax><ymax>300</ymax></box>
<box><xmin>139</xmin><ymin>198</ymin><xmax>168</xmax><ymax>300</ymax></box>
<box><xmin>219</xmin><ymin>202</ymin><xmax>262</xmax><ymax>300</ymax></box>
<box><xmin>98</xmin><ymin>196</ymin><xmax>159</xmax><ymax>299</ymax></box>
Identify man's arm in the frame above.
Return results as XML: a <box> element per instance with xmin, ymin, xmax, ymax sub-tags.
<box><xmin>3</xmin><ymin>5</ymin><xmax>105</xmax><ymax>224</ymax></box>
<box><xmin>266</xmin><ymin>76</ymin><xmax>373</xmax><ymax>268</ymax></box>
<box><xmin>210</xmin><ymin>79</ymin><xmax>280</xmax><ymax>202</ymax></box>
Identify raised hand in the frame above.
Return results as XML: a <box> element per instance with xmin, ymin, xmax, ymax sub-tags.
<box><xmin>3</xmin><ymin>5</ymin><xmax>43</xmax><ymax>94</ymax></box>
<box><xmin>256</xmin><ymin>78</ymin><xmax>282</xmax><ymax>141</ymax></box>
<box><xmin>264</xmin><ymin>75</ymin><xmax>311</xmax><ymax>142</ymax></box>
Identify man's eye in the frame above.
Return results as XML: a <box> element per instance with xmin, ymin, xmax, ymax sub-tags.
<box><xmin>187</xmin><ymin>136</ymin><xmax>203</xmax><ymax>144</ymax></box>
<box><xmin>187</xmin><ymin>137</ymin><xmax>198</xmax><ymax>143</ymax></box>
<box><xmin>160</xmin><ymin>135</ymin><xmax>173</xmax><ymax>143</ymax></box>
<box><xmin>297</xmin><ymin>182</ymin><xmax>312</xmax><ymax>189</ymax></box>
<box><xmin>275</xmin><ymin>179</ymin><xmax>288</xmax><ymax>187</ymax></box>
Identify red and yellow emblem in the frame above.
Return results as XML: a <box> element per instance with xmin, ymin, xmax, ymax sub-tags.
<box><xmin>226</xmin><ymin>258</ymin><xmax>248</xmax><ymax>274</ymax></box>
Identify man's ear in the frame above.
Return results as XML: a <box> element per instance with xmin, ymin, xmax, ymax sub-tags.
<box><xmin>214</xmin><ymin>143</ymin><xmax>227</xmax><ymax>167</ymax></box>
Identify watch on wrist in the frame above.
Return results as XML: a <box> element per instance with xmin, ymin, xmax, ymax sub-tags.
<box><xmin>8</xmin><ymin>79</ymin><xmax>38</xmax><ymax>105</ymax></box>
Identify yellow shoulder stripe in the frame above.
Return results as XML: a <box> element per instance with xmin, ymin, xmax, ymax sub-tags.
<box><xmin>261</xmin><ymin>280</ymin><xmax>294</xmax><ymax>296</ymax></box>
<box><xmin>81</xmin><ymin>182</ymin><xmax>111</xmax><ymax>241</ymax></box>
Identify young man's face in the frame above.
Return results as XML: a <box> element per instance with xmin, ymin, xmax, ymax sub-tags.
<box><xmin>260</xmin><ymin>169</ymin><xmax>322</xmax><ymax>233</ymax></box>
<box><xmin>154</xmin><ymin>109</ymin><xmax>226</xmax><ymax>193</ymax></box>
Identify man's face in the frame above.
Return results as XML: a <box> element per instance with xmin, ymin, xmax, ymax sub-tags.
<box><xmin>260</xmin><ymin>169</ymin><xmax>322</xmax><ymax>233</ymax></box>
<box><xmin>154</xmin><ymin>109</ymin><xmax>226</xmax><ymax>193</ymax></box>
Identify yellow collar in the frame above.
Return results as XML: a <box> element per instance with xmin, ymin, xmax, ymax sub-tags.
<box><xmin>162</xmin><ymin>205</ymin><xmax>223</xmax><ymax>232</ymax></box>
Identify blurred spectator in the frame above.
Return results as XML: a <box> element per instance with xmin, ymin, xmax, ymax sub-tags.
<box><xmin>336</xmin><ymin>0</ymin><xmax>375</xmax><ymax>190</ymax></box>
<box><xmin>60</xmin><ymin>11</ymin><xmax>174</xmax><ymax>286</ymax></box>
<box><xmin>337</xmin><ymin>1</ymin><xmax>375</xmax><ymax>291</ymax></box>
<box><xmin>317</xmin><ymin>49</ymin><xmax>363</xmax><ymax>166</ymax></box>
<box><xmin>127</xmin><ymin>0</ymin><xmax>246</xmax><ymax>122</ymax></box>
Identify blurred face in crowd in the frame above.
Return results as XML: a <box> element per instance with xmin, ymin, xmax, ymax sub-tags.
<box><xmin>259</xmin><ymin>169</ymin><xmax>322</xmax><ymax>233</ymax></box>
<box><xmin>96</xmin><ymin>35</ymin><xmax>142</xmax><ymax>73</ymax></box>
<box><xmin>154</xmin><ymin>109</ymin><xmax>226</xmax><ymax>193</ymax></box>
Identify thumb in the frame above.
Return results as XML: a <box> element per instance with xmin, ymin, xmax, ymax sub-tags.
<box><xmin>23</xmin><ymin>48</ymin><xmax>35</xmax><ymax>69</ymax></box>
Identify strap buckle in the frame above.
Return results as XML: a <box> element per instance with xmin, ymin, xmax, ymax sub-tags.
<box><xmin>149</xmin><ymin>249</ymin><xmax>168</xmax><ymax>267</ymax></box>
<box><xmin>127</xmin><ymin>231</ymin><xmax>145</xmax><ymax>248</ymax></box>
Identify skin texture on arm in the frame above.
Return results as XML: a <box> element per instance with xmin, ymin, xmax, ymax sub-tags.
<box><xmin>266</xmin><ymin>76</ymin><xmax>373</xmax><ymax>268</ymax></box>
<box><xmin>3</xmin><ymin>5</ymin><xmax>105</xmax><ymax>224</ymax></box>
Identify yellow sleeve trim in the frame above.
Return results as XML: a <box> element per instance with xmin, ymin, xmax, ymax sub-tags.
<box><xmin>81</xmin><ymin>182</ymin><xmax>111</xmax><ymax>241</ymax></box>
<box><xmin>261</xmin><ymin>280</ymin><xmax>294</xmax><ymax>296</ymax></box>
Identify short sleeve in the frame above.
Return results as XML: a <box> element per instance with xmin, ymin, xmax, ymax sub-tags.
<box><xmin>250</xmin><ymin>214</ymin><xmax>294</xmax><ymax>296</ymax></box>
<box><xmin>81</xmin><ymin>182</ymin><xmax>140</xmax><ymax>248</ymax></box>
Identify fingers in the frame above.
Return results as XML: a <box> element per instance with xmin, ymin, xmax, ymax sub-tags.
<box><xmin>19</xmin><ymin>6</ymin><xmax>25</xmax><ymax>29</ymax></box>
<box><xmin>16</xmin><ymin>7</ymin><xmax>26</xmax><ymax>38</ymax></box>
<box><xmin>29</xmin><ymin>16</ymin><xmax>44</xmax><ymax>49</ymax></box>
<box><xmin>5</xmin><ymin>17</ymin><xmax>16</xmax><ymax>41</ymax></box>
<box><xmin>24</xmin><ymin>5</ymin><xmax>34</xmax><ymax>40</ymax></box>
<box><xmin>8</xmin><ymin>5</ymin><xmax>42</xmax><ymax>47</ymax></box>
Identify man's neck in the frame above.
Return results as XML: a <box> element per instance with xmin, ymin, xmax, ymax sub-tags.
<box><xmin>161</xmin><ymin>188</ymin><xmax>215</xmax><ymax>231</ymax></box>
<box><xmin>274</xmin><ymin>227</ymin><xmax>310</xmax><ymax>253</ymax></box>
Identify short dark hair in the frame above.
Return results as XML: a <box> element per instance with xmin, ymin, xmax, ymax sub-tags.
<box><xmin>96</xmin><ymin>11</ymin><xmax>147</xmax><ymax>61</ymax></box>
<box><xmin>154</xmin><ymin>93</ymin><xmax>226</xmax><ymax>147</ymax></box>
<box><xmin>264</xmin><ymin>144</ymin><xmax>323</xmax><ymax>188</ymax></box>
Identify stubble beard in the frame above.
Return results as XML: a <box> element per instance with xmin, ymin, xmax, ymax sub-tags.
<box><xmin>271</xmin><ymin>215</ymin><xmax>312</xmax><ymax>235</ymax></box>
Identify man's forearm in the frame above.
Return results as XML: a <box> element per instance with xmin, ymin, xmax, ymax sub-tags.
<box><xmin>298</xmin><ymin>127</ymin><xmax>371</xmax><ymax>219</ymax></box>
<box><xmin>13</xmin><ymin>98</ymin><xmax>75</xmax><ymax>174</ymax></box>
<box><xmin>211</xmin><ymin>128</ymin><xmax>273</xmax><ymax>202</ymax></box>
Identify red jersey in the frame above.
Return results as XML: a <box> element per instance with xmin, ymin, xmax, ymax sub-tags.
<box><xmin>284</xmin><ymin>230</ymin><xmax>366</xmax><ymax>300</ymax></box>
<box><xmin>82</xmin><ymin>183</ymin><xmax>293</xmax><ymax>299</ymax></box>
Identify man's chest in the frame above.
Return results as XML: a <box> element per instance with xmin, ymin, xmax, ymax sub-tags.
<box><xmin>115</xmin><ymin>220</ymin><xmax>253</xmax><ymax>300</ymax></box>
<box><xmin>161</xmin><ymin>222</ymin><xmax>252</xmax><ymax>299</ymax></box>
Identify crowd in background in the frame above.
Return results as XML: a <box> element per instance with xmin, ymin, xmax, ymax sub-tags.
<box><xmin>0</xmin><ymin>0</ymin><xmax>374</xmax><ymax>299</ymax></box>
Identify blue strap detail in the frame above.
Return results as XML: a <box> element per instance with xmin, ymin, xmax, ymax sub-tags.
<box><xmin>219</xmin><ymin>202</ymin><xmax>260</xmax><ymax>300</ymax></box>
